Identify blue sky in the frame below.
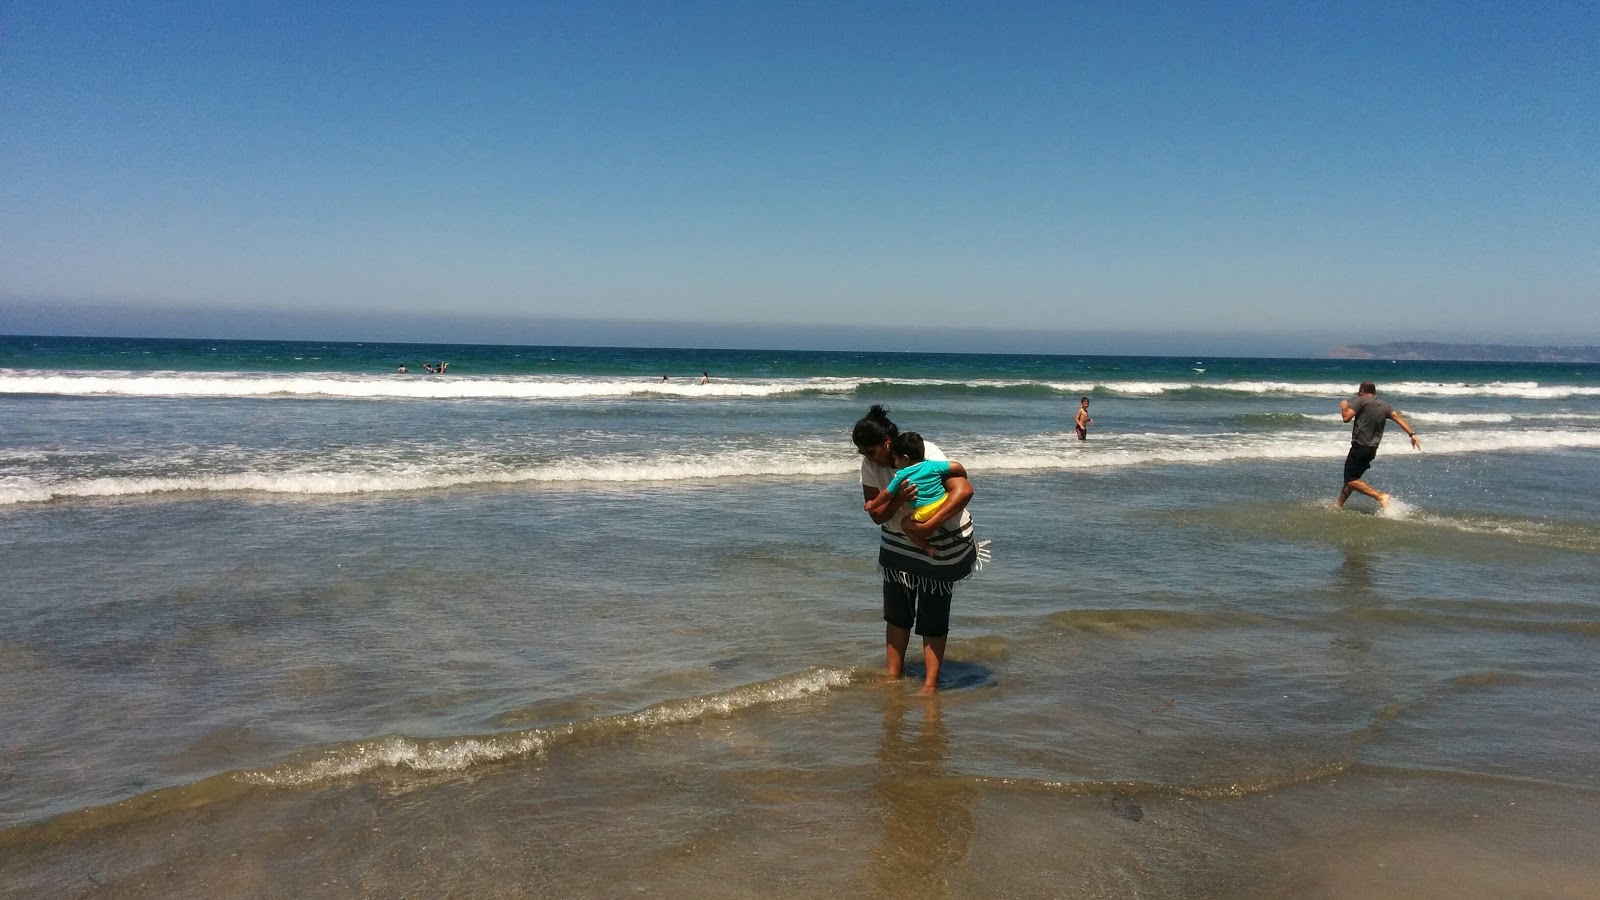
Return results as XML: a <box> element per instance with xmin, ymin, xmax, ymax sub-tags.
<box><xmin>3</xmin><ymin>1</ymin><xmax>1596</xmax><ymax>352</ymax></box>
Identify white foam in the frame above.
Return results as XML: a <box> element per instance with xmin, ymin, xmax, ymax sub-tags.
<box><xmin>1092</xmin><ymin>380</ymin><xmax>1600</xmax><ymax>400</ymax></box>
<box><xmin>0</xmin><ymin>371</ymin><xmax>859</xmax><ymax>401</ymax></box>
<box><xmin>0</xmin><ymin>447</ymin><xmax>860</xmax><ymax>505</ymax></box>
<box><xmin>5</xmin><ymin>429</ymin><xmax>1599</xmax><ymax>506</ymax></box>
<box><xmin>1378</xmin><ymin>498</ymin><xmax>1416</xmax><ymax>519</ymax></box>
<box><xmin>1407</xmin><ymin>412</ymin><xmax>1515</xmax><ymax>424</ymax></box>
<box><xmin>1274</xmin><ymin>411</ymin><xmax>1598</xmax><ymax>426</ymax></box>
<box><xmin>961</xmin><ymin>428</ymin><xmax>1600</xmax><ymax>473</ymax></box>
<box><xmin>247</xmin><ymin>667</ymin><xmax>854</xmax><ymax>785</ymax></box>
<box><xmin>6</xmin><ymin>370</ymin><xmax>1599</xmax><ymax>401</ymax></box>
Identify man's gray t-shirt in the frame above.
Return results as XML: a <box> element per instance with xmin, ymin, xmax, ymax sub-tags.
<box><xmin>1349</xmin><ymin>395</ymin><xmax>1395</xmax><ymax>447</ymax></box>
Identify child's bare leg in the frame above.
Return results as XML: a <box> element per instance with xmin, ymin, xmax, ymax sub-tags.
<box><xmin>902</xmin><ymin>519</ymin><xmax>936</xmax><ymax>556</ymax></box>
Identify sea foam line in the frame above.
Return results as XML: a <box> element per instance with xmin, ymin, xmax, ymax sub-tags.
<box><xmin>0</xmin><ymin>452</ymin><xmax>857</xmax><ymax>505</ymax></box>
<box><xmin>0</xmin><ymin>371</ymin><xmax>856</xmax><ymax>400</ymax></box>
<box><xmin>5</xmin><ymin>370</ymin><xmax>1600</xmax><ymax>401</ymax></box>
<box><xmin>5</xmin><ymin>429</ymin><xmax>1598</xmax><ymax>506</ymax></box>
<box><xmin>0</xmin><ymin>668</ymin><xmax>858</xmax><ymax>844</ymax></box>
<box><xmin>246</xmin><ymin>666</ymin><xmax>856</xmax><ymax>786</ymax></box>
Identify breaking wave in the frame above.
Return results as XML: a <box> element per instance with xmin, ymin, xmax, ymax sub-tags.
<box><xmin>6</xmin><ymin>429</ymin><xmax>1599</xmax><ymax>506</ymax></box>
<box><xmin>0</xmin><ymin>667</ymin><xmax>858</xmax><ymax>844</ymax></box>
<box><xmin>5</xmin><ymin>370</ymin><xmax>1600</xmax><ymax>402</ymax></box>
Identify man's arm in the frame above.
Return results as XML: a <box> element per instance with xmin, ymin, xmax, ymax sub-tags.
<box><xmin>1389</xmin><ymin>411</ymin><xmax>1421</xmax><ymax>449</ymax></box>
<box><xmin>1339</xmin><ymin>399</ymin><xmax>1356</xmax><ymax>422</ymax></box>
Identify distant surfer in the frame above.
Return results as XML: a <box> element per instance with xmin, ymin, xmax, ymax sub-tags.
<box><xmin>854</xmin><ymin>405</ymin><xmax>979</xmax><ymax>695</ymax></box>
<box><xmin>1074</xmin><ymin>397</ymin><xmax>1093</xmax><ymax>441</ymax></box>
<box><xmin>1336</xmin><ymin>381</ymin><xmax>1420</xmax><ymax>511</ymax></box>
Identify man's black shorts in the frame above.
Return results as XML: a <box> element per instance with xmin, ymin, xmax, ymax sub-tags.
<box><xmin>882</xmin><ymin>579</ymin><xmax>951</xmax><ymax>637</ymax></box>
<box><xmin>1343</xmin><ymin>443</ymin><xmax>1379</xmax><ymax>482</ymax></box>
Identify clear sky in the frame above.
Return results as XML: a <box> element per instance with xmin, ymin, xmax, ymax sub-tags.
<box><xmin>3</xmin><ymin>1</ymin><xmax>1597</xmax><ymax>353</ymax></box>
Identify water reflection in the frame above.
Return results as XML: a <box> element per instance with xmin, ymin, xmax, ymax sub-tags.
<box><xmin>1332</xmin><ymin>551</ymin><xmax>1379</xmax><ymax>600</ymax></box>
<box><xmin>868</xmin><ymin>691</ymin><xmax>976</xmax><ymax>898</ymax></box>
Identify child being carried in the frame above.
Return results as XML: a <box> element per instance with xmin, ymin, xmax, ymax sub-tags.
<box><xmin>865</xmin><ymin>431</ymin><xmax>969</xmax><ymax>556</ymax></box>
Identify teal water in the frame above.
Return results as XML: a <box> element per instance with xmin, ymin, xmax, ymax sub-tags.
<box><xmin>8</xmin><ymin>332</ymin><xmax>1600</xmax><ymax>384</ymax></box>
<box><xmin>2</xmin><ymin>335</ymin><xmax>1599</xmax><ymax>898</ymax></box>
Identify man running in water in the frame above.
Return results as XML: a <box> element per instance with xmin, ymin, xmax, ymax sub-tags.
<box><xmin>1336</xmin><ymin>381</ymin><xmax>1420</xmax><ymax>510</ymax></box>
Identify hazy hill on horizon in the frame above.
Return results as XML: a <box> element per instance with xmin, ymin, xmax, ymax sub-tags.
<box><xmin>1324</xmin><ymin>341</ymin><xmax>1600</xmax><ymax>363</ymax></box>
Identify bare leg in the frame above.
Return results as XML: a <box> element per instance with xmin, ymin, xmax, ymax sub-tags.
<box><xmin>900</xmin><ymin>518</ymin><xmax>937</xmax><ymax>556</ymax></box>
<box><xmin>917</xmin><ymin>636</ymin><xmax>946</xmax><ymax>695</ymax></box>
<box><xmin>1335</xmin><ymin>484</ymin><xmax>1353</xmax><ymax>509</ymax></box>
<box><xmin>885</xmin><ymin>623</ymin><xmax>911</xmax><ymax>680</ymax></box>
<box><xmin>1344</xmin><ymin>479</ymin><xmax>1390</xmax><ymax>509</ymax></box>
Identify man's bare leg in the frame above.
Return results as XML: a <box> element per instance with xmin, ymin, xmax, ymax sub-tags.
<box><xmin>1342</xmin><ymin>479</ymin><xmax>1389</xmax><ymax>509</ymax></box>
<box><xmin>917</xmin><ymin>636</ymin><xmax>946</xmax><ymax>695</ymax></box>
<box><xmin>885</xmin><ymin>623</ymin><xmax>911</xmax><ymax>681</ymax></box>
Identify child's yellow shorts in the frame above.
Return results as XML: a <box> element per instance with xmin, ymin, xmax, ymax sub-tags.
<box><xmin>909</xmin><ymin>495</ymin><xmax>947</xmax><ymax>523</ymax></box>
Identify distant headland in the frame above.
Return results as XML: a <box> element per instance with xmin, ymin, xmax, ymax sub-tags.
<box><xmin>1323</xmin><ymin>342</ymin><xmax>1600</xmax><ymax>363</ymax></box>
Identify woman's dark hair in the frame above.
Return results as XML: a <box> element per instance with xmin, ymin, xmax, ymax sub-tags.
<box><xmin>852</xmin><ymin>404</ymin><xmax>898</xmax><ymax>448</ymax></box>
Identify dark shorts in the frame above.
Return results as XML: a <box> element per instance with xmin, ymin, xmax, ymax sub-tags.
<box><xmin>882</xmin><ymin>579</ymin><xmax>952</xmax><ymax>638</ymax></box>
<box><xmin>1075</xmin><ymin>424</ymin><xmax>1087</xmax><ymax>440</ymax></box>
<box><xmin>1343</xmin><ymin>443</ymin><xmax>1379</xmax><ymax>482</ymax></box>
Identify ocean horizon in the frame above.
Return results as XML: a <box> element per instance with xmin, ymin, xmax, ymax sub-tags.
<box><xmin>3</xmin><ymin>334</ymin><xmax>1598</xmax><ymax>898</ymax></box>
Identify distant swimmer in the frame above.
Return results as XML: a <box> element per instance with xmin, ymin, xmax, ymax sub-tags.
<box><xmin>1074</xmin><ymin>397</ymin><xmax>1093</xmax><ymax>441</ymax></box>
<box><xmin>397</xmin><ymin>364</ymin><xmax>407</xmax><ymax>374</ymax></box>
<box><xmin>700</xmin><ymin>371</ymin><xmax>709</xmax><ymax>385</ymax></box>
<box><xmin>661</xmin><ymin>374</ymin><xmax>670</xmax><ymax>382</ymax></box>
<box><xmin>422</xmin><ymin>363</ymin><xmax>437</xmax><ymax>374</ymax></box>
<box><xmin>1335</xmin><ymin>381</ymin><xmax>1420</xmax><ymax>511</ymax></box>
<box><xmin>438</xmin><ymin>361</ymin><xmax>449</xmax><ymax>374</ymax></box>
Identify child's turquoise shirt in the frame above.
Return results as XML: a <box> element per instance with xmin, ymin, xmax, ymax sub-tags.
<box><xmin>885</xmin><ymin>459</ymin><xmax>951</xmax><ymax>510</ymax></box>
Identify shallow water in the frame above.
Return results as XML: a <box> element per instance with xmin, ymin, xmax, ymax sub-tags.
<box><xmin>3</xmin><ymin>338</ymin><xmax>1599</xmax><ymax>897</ymax></box>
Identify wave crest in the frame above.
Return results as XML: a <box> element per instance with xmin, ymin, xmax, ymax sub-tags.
<box><xmin>6</xmin><ymin>370</ymin><xmax>1600</xmax><ymax>401</ymax></box>
<box><xmin>0</xmin><ymin>667</ymin><xmax>858</xmax><ymax>845</ymax></box>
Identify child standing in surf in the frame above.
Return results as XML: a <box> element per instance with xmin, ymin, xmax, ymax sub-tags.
<box><xmin>1075</xmin><ymin>396</ymin><xmax>1093</xmax><ymax>440</ymax></box>
<box><xmin>865</xmin><ymin>432</ymin><xmax>969</xmax><ymax>556</ymax></box>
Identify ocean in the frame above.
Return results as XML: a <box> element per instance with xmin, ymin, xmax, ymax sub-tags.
<box><xmin>2</xmin><ymin>334</ymin><xmax>1598</xmax><ymax>899</ymax></box>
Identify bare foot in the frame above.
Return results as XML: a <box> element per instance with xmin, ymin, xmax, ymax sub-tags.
<box><xmin>1378</xmin><ymin>492</ymin><xmax>1391</xmax><ymax>510</ymax></box>
<box><xmin>916</xmin><ymin>684</ymin><xmax>938</xmax><ymax>696</ymax></box>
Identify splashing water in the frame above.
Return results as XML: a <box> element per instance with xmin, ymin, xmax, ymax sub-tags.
<box><xmin>1380</xmin><ymin>498</ymin><xmax>1416</xmax><ymax>519</ymax></box>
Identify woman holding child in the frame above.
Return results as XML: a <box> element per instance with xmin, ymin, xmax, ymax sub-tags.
<box><xmin>852</xmin><ymin>405</ymin><xmax>980</xmax><ymax>694</ymax></box>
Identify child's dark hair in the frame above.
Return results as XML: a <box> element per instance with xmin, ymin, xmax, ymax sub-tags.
<box><xmin>891</xmin><ymin>431</ymin><xmax>926</xmax><ymax>462</ymax></box>
<box><xmin>852</xmin><ymin>404</ymin><xmax>898</xmax><ymax>448</ymax></box>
